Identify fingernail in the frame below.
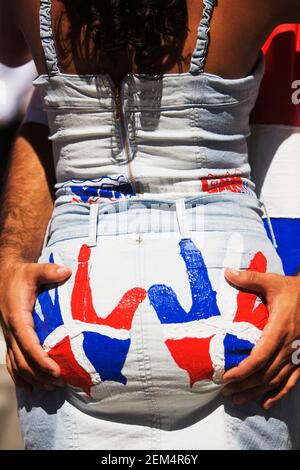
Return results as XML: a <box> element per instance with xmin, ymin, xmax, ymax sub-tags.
<box><xmin>225</xmin><ymin>268</ymin><xmax>240</xmax><ymax>276</ymax></box>
<box><xmin>57</xmin><ymin>266</ymin><xmax>71</xmax><ymax>274</ymax></box>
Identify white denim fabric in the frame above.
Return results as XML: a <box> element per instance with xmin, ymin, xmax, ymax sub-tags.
<box><xmin>16</xmin><ymin>0</ymin><xmax>300</xmax><ymax>450</ymax></box>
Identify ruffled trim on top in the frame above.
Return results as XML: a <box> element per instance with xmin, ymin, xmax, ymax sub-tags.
<box><xmin>189</xmin><ymin>0</ymin><xmax>216</xmax><ymax>75</ymax></box>
<box><xmin>39</xmin><ymin>0</ymin><xmax>59</xmax><ymax>75</ymax></box>
<box><xmin>39</xmin><ymin>0</ymin><xmax>213</xmax><ymax>77</ymax></box>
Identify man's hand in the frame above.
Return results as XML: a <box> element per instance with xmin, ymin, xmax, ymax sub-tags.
<box><xmin>0</xmin><ymin>260</ymin><xmax>71</xmax><ymax>392</ymax></box>
<box><xmin>221</xmin><ymin>269</ymin><xmax>300</xmax><ymax>409</ymax></box>
<box><xmin>0</xmin><ymin>121</ymin><xmax>69</xmax><ymax>392</ymax></box>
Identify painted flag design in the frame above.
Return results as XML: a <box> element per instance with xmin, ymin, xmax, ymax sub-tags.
<box><xmin>33</xmin><ymin>246</ymin><xmax>146</xmax><ymax>395</ymax></box>
<box><xmin>148</xmin><ymin>239</ymin><xmax>269</xmax><ymax>386</ymax></box>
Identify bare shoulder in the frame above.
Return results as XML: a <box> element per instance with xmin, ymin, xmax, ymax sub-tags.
<box><xmin>2</xmin><ymin>0</ymin><xmax>40</xmax><ymax>33</ymax></box>
<box><xmin>230</xmin><ymin>0</ymin><xmax>300</xmax><ymax>24</ymax></box>
<box><xmin>245</xmin><ymin>0</ymin><xmax>300</xmax><ymax>23</ymax></box>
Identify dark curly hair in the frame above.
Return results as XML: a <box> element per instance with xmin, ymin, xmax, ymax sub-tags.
<box><xmin>57</xmin><ymin>0</ymin><xmax>189</xmax><ymax>74</ymax></box>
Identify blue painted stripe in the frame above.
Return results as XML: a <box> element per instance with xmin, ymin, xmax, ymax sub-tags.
<box><xmin>224</xmin><ymin>334</ymin><xmax>254</xmax><ymax>371</ymax></box>
<box><xmin>32</xmin><ymin>253</ymin><xmax>64</xmax><ymax>344</ymax></box>
<box><xmin>70</xmin><ymin>184</ymin><xmax>135</xmax><ymax>202</ymax></box>
<box><xmin>148</xmin><ymin>238</ymin><xmax>220</xmax><ymax>324</ymax></box>
<box><xmin>82</xmin><ymin>332</ymin><xmax>129</xmax><ymax>384</ymax></box>
<box><xmin>263</xmin><ymin>218</ymin><xmax>300</xmax><ymax>276</ymax></box>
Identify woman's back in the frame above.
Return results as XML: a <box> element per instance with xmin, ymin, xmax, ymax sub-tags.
<box><xmin>5</xmin><ymin>0</ymin><xmax>295</xmax><ymax>203</ymax></box>
<box><xmin>2</xmin><ymin>0</ymin><xmax>299</xmax><ymax>204</ymax></box>
<box><xmin>4</xmin><ymin>0</ymin><xmax>300</xmax><ymax>85</ymax></box>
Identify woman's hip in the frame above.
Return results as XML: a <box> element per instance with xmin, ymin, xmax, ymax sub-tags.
<box><xmin>29</xmin><ymin>194</ymin><xmax>284</xmax><ymax>428</ymax></box>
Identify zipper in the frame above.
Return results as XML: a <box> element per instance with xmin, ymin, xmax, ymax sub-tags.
<box><xmin>113</xmin><ymin>84</ymin><xmax>136</xmax><ymax>191</ymax></box>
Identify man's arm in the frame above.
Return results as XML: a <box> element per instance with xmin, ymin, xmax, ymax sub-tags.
<box><xmin>0</xmin><ymin>97</ymin><xmax>71</xmax><ymax>390</ymax></box>
<box><xmin>0</xmin><ymin>123</ymin><xmax>55</xmax><ymax>265</ymax></box>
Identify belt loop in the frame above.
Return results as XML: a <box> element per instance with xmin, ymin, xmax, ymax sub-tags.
<box><xmin>259</xmin><ymin>198</ymin><xmax>278</xmax><ymax>249</ymax></box>
<box><xmin>175</xmin><ymin>198</ymin><xmax>190</xmax><ymax>240</ymax></box>
<box><xmin>87</xmin><ymin>203</ymin><xmax>99</xmax><ymax>247</ymax></box>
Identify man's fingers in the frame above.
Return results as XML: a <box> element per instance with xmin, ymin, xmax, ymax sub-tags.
<box><xmin>2</xmin><ymin>261</ymin><xmax>72</xmax><ymax>379</ymax></box>
<box><xmin>6</xmin><ymin>352</ymin><xmax>32</xmax><ymax>393</ymax></box>
<box><xmin>222</xmin><ymin>352</ymin><xmax>291</xmax><ymax>395</ymax></box>
<box><xmin>32</xmin><ymin>262</ymin><xmax>72</xmax><ymax>285</ymax></box>
<box><xmin>6</xmin><ymin>352</ymin><xmax>16</xmax><ymax>384</ymax></box>
<box><xmin>223</xmin><ymin>323</ymin><xmax>283</xmax><ymax>382</ymax></box>
<box><xmin>222</xmin><ymin>361</ymin><xmax>293</xmax><ymax>397</ymax></box>
<box><xmin>7</xmin><ymin>349</ymin><xmax>34</xmax><ymax>392</ymax></box>
<box><xmin>12</xmin><ymin>326</ymin><xmax>60</xmax><ymax>382</ymax></box>
<box><xmin>222</xmin><ymin>371</ymin><xmax>263</xmax><ymax>396</ymax></box>
<box><xmin>224</xmin><ymin>363</ymin><xmax>299</xmax><ymax>407</ymax></box>
<box><xmin>15</xmin><ymin>329</ymin><xmax>61</xmax><ymax>377</ymax></box>
<box><xmin>7</xmin><ymin>348</ymin><xmax>18</xmax><ymax>379</ymax></box>
<box><xmin>228</xmin><ymin>384</ymin><xmax>270</xmax><ymax>406</ymax></box>
<box><xmin>13</xmin><ymin>346</ymin><xmax>48</xmax><ymax>386</ymax></box>
<box><xmin>10</xmin><ymin>315</ymin><xmax>61</xmax><ymax>377</ymax></box>
<box><xmin>9</xmin><ymin>340</ymin><xmax>65</xmax><ymax>390</ymax></box>
<box><xmin>224</xmin><ymin>268</ymin><xmax>279</xmax><ymax>297</ymax></box>
<box><xmin>8</xmin><ymin>261</ymin><xmax>72</xmax><ymax>376</ymax></box>
<box><xmin>263</xmin><ymin>369</ymin><xmax>300</xmax><ymax>410</ymax></box>
<box><xmin>5</xmin><ymin>326</ymin><xmax>59</xmax><ymax>381</ymax></box>
<box><xmin>1</xmin><ymin>261</ymin><xmax>71</xmax><ymax>390</ymax></box>
<box><xmin>223</xmin><ymin>268</ymin><xmax>285</xmax><ymax>383</ymax></box>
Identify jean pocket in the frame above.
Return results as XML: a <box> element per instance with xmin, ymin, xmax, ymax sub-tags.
<box><xmin>160</xmin><ymin>237</ymin><xmax>270</xmax><ymax>382</ymax></box>
<box><xmin>34</xmin><ymin>239</ymin><xmax>147</xmax><ymax>398</ymax></box>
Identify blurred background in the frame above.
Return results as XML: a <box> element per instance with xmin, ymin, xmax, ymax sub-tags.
<box><xmin>0</xmin><ymin>24</ymin><xmax>299</xmax><ymax>450</ymax></box>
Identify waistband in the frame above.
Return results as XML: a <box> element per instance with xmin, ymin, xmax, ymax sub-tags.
<box><xmin>43</xmin><ymin>192</ymin><xmax>272</xmax><ymax>248</ymax></box>
<box><xmin>55</xmin><ymin>175</ymin><xmax>257</xmax><ymax>204</ymax></box>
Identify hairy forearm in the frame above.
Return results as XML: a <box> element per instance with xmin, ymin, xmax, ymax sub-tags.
<box><xmin>0</xmin><ymin>123</ymin><xmax>55</xmax><ymax>267</ymax></box>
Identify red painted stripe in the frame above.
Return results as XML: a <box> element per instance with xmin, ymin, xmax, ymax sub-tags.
<box><xmin>233</xmin><ymin>252</ymin><xmax>269</xmax><ymax>330</ymax></box>
<box><xmin>71</xmin><ymin>244</ymin><xmax>146</xmax><ymax>329</ymax></box>
<box><xmin>166</xmin><ymin>337</ymin><xmax>214</xmax><ymax>386</ymax></box>
<box><xmin>48</xmin><ymin>336</ymin><xmax>93</xmax><ymax>396</ymax></box>
<box><xmin>251</xmin><ymin>24</ymin><xmax>300</xmax><ymax>127</ymax></box>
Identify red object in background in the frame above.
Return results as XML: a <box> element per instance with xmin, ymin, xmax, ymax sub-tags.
<box><xmin>251</xmin><ymin>24</ymin><xmax>300</xmax><ymax>126</ymax></box>
<box><xmin>249</xmin><ymin>24</ymin><xmax>300</xmax><ymax>278</ymax></box>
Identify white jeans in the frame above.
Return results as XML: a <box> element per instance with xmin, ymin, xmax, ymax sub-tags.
<box><xmin>17</xmin><ymin>195</ymin><xmax>300</xmax><ymax>449</ymax></box>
